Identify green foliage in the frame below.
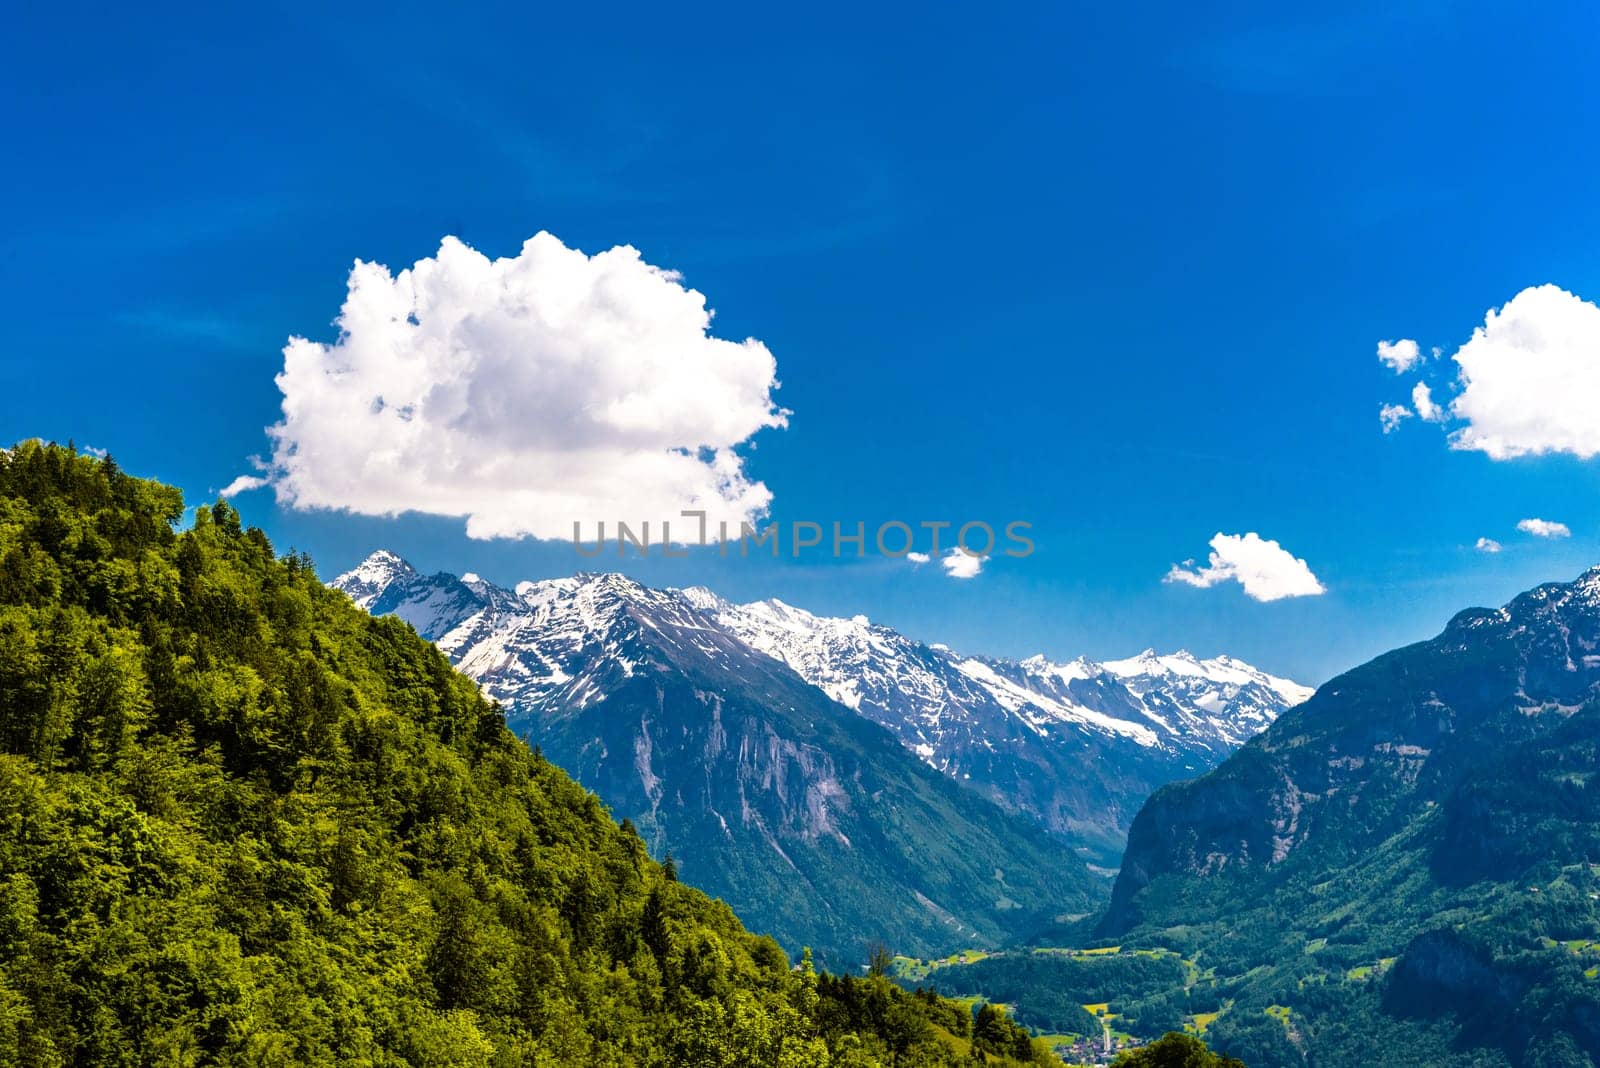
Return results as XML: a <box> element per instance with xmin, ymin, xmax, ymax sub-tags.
<box><xmin>0</xmin><ymin>441</ymin><xmax>1053</xmax><ymax>1067</ymax></box>
<box><xmin>1112</xmin><ymin>1032</ymin><xmax>1245</xmax><ymax>1068</ymax></box>
<box><xmin>971</xmin><ymin>1002</ymin><xmax>1056</xmax><ymax>1064</ymax></box>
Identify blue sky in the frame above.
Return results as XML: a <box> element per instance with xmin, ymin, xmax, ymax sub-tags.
<box><xmin>4</xmin><ymin>1</ymin><xmax>1600</xmax><ymax>684</ymax></box>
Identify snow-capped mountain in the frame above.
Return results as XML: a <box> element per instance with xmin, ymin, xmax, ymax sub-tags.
<box><xmin>331</xmin><ymin>551</ymin><xmax>1313</xmax><ymax>863</ymax></box>
<box><xmin>331</xmin><ymin>551</ymin><xmax>1100</xmax><ymax>966</ymax></box>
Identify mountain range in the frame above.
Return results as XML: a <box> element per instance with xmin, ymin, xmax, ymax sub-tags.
<box><xmin>334</xmin><ymin>552</ymin><xmax>1096</xmax><ymax>964</ymax></box>
<box><xmin>331</xmin><ymin>550</ymin><xmax>1310</xmax><ymax>961</ymax></box>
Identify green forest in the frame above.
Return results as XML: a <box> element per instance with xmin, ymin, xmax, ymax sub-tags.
<box><xmin>0</xmin><ymin>440</ymin><xmax>1073</xmax><ymax>1066</ymax></box>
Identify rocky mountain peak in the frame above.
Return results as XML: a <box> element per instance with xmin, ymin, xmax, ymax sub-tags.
<box><xmin>333</xmin><ymin>548</ymin><xmax>419</xmax><ymax>609</ymax></box>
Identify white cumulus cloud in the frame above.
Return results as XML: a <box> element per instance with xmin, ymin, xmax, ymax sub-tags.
<box><xmin>906</xmin><ymin>551</ymin><xmax>931</xmax><ymax>565</ymax></box>
<box><xmin>1475</xmin><ymin>537</ymin><xmax>1502</xmax><ymax>553</ymax></box>
<box><xmin>941</xmin><ymin>548</ymin><xmax>984</xmax><ymax>580</ymax></box>
<box><xmin>1377</xmin><ymin>338</ymin><xmax>1421</xmax><ymax>373</ymax></box>
<box><xmin>1379</xmin><ymin>403</ymin><xmax>1412</xmax><ymax>433</ymax></box>
<box><xmin>254</xmin><ymin>233</ymin><xmax>788</xmax><ymax>540</ymax></box>
<box><xmin>1517</xmin><ymin>517</ymin><xmax>1571</xmax><ymax>539</ymax></box>
<box><xmin>1447</xmin><ymin>285</ymin><xmax>1600</xmax><ymax>460</ymax></box>
<box><xmin>1165</xmin><ymin>532</ymin><xmax>1326</xmax><ymax>602</ymax></box>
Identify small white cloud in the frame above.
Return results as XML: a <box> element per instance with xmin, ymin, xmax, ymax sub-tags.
<box><xmin>81</xmin><ymin>445</ymin><xmax>108</xmax><ymax>458</ymax></box>
<box><xmin>1517</xmin><ymin>517</ymin><xmax>1571</xmax><ymax>539</ymax></box>
<box><xmin>1379</xmin><ymin>403</ymin><xmax>1413</xmax><ymax>433</ymax></box>
<box><xmin>1448</xmin><ymin>285</ymin><xmax>1600</xmax><ymax>460</ymax></box>
<box><xmin>906</xmin><ymin>551</ymin><xmax>931</xmax><ymax>565</ymax></box>
<box><xmin>1377</xmin><ymin>338</ymin><xmax>1421</xmax><ymax>374</ymax></box>
<box><xmin>254</xmin><ymin>232</ymin><xmax>788</xmax><ymax>540</ymax></box>
<box><xmin>1474</xmin><ymin>537</ymin><xmax>1502</xmax><ymax>553</ymax></box>
<box><xmin>941</xmin><ymin>548</ymin><xmax>984</xmax><ymax>580</ymax></box>
<box><xmin>1411</xmin><ymin>382</ymin><xmax>1443</xmax><ymax>422</ymax></box>
<box><xmin>220</xmin><ymin>474</ymin><xmax>269</xmax><ymax>496</ymax></box>
<box><xmin>1166</xmin><ymin>532</ymin><xmax>1325</xmax><ymax>603</ymax></box>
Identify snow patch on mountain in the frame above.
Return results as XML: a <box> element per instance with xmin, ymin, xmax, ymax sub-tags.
<box><xmin>694</xmin><ymin>591</ymin><xmax>1309</xmax><ymax>760</ymax></box>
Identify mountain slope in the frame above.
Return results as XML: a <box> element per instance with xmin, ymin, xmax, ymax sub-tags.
<box><xmin>334</xmin><ymin>554</ymin><xmax>1100</xmax><ymax>966</ymax></box>
<box><xmin>1098</xmin><ymin>567</ymin><xmax>1600</xmax><ymax>1067</ymax></box>
<box><xmin>0</xmin><ymin>441</ymin><xmax>1058</xmax><ymax>1067</ymax></box>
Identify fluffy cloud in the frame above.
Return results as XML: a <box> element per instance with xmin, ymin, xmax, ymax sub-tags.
<box><xmin>237</xmin><ymin>233</ymin><xmax>788</xmax><ymax>540</ymax></box>
<box><xmin>1377</xmin><ymin>338</ymin><xmax>1422</xmax><ymax>374</ymax></box>
<box><xmin>1447</xmin><ymin>285</ymin><xmax>1600</xmax><ymax>460</ymax></box>
<box><xmin>1166</xmin><ymin>532</ymin><xmax>1326</xmax><ymax>602</ymax></box>
<box><xmin>220</xmin><ymin>474</ymin><xmax>269</xmax><ymax>497</ymax></box>
<box><xmin>941</xmin><ymin>548</ymin><xmax>985</xmax><ymax>579</ymax></box>
<box><xmin>1475</xmin><ymin>537</ymin><xmax>1502</xmax><ymax>553</ymax></box>
<box><xmin>1411</xmin><ymin>382</ymin><xmax>1443</xmax><ymax>422</ymax></box>
<box><xmin>1518</xmin><ymin>517</ymin><xmax>1571</xmax><ymax>539</ymax></box>
<box><xmin>1379</xmin><ymin>403</ymin><xmax>1412</xmax><ymax>433</ymax></box>
<box><xmin>905</xmin><ymin>551</ymin><xmax>931</xmax><ymax>565</ymax></box>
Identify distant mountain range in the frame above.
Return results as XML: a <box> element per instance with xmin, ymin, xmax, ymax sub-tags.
<box><xmin>333</xmin><ymin>552</ymin><xmax>1098</xmax><ymax>965</ymax></box>
<box><xmin>331</xmin><ymin>551</ymin><xmax>1309</xmax><ymax>964</ymax></box>
<box><xmin>334</xmin><ymin>551</ymin><xmax>1309</xmax><ymax>865</ymax></box>
<box><xmin>1096</xmin><ymin>566</ymin><xmax>1600</xmax><ymax>1066</ymax></box>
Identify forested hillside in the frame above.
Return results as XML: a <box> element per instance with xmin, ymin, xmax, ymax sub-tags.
<box><xmin>0</xmin><ymin>441</ymin><xmax>1059</xmax><ymax>1067</ymax></box>
<box><xmin>1096</xmin><ymin>568</ymin><xmax>1600</xmax><ymax>1066</ymax></box>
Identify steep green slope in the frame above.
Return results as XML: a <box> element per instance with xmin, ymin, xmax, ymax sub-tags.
<box><xmin>1093</xmin><ymin>570</ymin><xmax>1600</xmax><ymax>1067</ymax></box>
<box><xmin>0</xmin><ymin>441</ymin><xmax>1059</xmax><ymax>1067</ymax></box>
